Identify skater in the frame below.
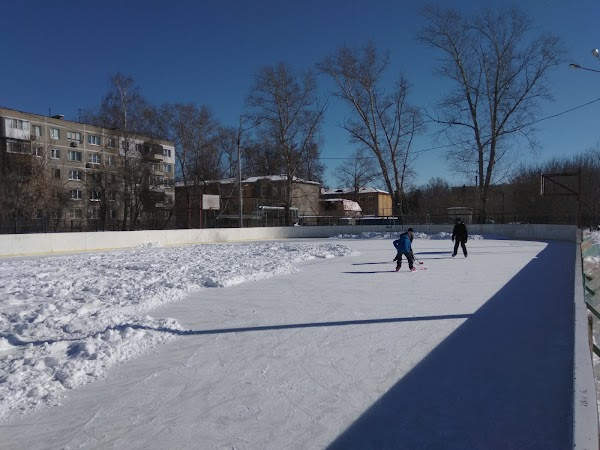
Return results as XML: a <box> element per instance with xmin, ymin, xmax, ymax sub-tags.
<box><xmin>393</xmin><ymin>228</ymin><xmax>413</xmax><ymax>263</ymax></box>
<box><xmin>452</xmin><ymin>218</ymin><xmax>468</xmax><ymax>257</ymax></box>
<box><xmin>393</xmin><ymin>228</ymin><xmax>416</xmax><ymax>272</ymax></box>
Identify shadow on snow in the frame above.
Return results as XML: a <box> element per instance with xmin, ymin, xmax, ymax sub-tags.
<box><xmin>327</xmin><ymin>241</ymin><xmax>575</xmax><ymax>450</ymax></box>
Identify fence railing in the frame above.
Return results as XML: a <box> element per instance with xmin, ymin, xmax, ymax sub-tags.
<box><xmin>0</xmin><ymin>212</ymin><xmax>594</xmax><ymax>234</ymax></box>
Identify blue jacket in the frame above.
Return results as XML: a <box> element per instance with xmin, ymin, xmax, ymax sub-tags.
<box><xmin>393</xmin><ymin>232</ymin><xmax>412</xmax><ymax>253</ymax></box>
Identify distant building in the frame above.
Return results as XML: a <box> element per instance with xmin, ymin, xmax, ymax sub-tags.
<box><xmin>0</xmin><ymin>107</ymin><xmax>175</xmax><ymax>233</ymax></box>
<box><xmin>174</xmin><ymin>175</ymin><xmax>321</xmax><ymax>228</ymax></box>
<box><xmin>320</xmin><ymin>198</ymin><xmax>362</xmax><ymax>218</ymax></box>
<box><xmin>321</xmin><ymin>187</ymin><xmax>392</xmax><ymax>216</ymax></box>
<box><xmin>447</xmin><ymin>207</ymin><xmax>474</xmax><ymax>224</ymax></box>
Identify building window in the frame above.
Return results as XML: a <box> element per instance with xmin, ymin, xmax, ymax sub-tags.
<box><xmin>108</xmin><ymin>209</ymin><xmax>116</xmax><ymax>219</ymax></box>
<box><xmin>162</xmin><ymin>163</ymin><xmax>171</xmax><ymax>173</ymax></box>
<box><xmin>51</xmin><ymin>210</ymin><xmax>60</xmax><ymax>219</ymax></box>
<box><xmin>69</xmin><ymin>170</ymin><xmax>83</xmax><ymax>181</ymax></box>
<box><xmin>89</xmin><ymin>191</ymin><xmax>101</xmax><ymax>201</ymax></box>
<box><xmin>88</xmin><ymin>209</ymin><xmax>100</xmax><ymax>219</ymax></box>
<box><xmin>50</xmin><ymin>128</ymin><xmax>60</xmax><ymax>139</ymax></box>
<box><xmin>51</xmin><ymin>148</ymin><xmax>60</xmax><ymax>159</ymax></box>
<box><xmin>107</xmin><ymin>137</ymin><xmax>115</xmax><ymax>148</ymax></box>
<box><xmin>109</xmin><ymin>192</ymin><xmax>116</xmax><ymax>201</ymax></box>
<box><xmin>70</xmin><ymin>190</ymin><xmax>83</xmax><ymax>200</ymax></box>
<box><xmin>53</xmin><ymin>168</ymin><xmax>61</xmax><ymax>179</ymax></box>
<box><xmin>89</xmin><ymin>153</ymin><xmax>101</xmax><ymax>165</ymax></box>
<box><xmin>6</xmin><ymin>139</ymin><xmax>26</xmax><ymax>153</ymax></box>
<box><xmin>163</xmin><ymin>148</ymin><xmax>172</xmax><ymax>157</ymax></box>
<box><xmin>107</xmin><ymin>155</ymin><xmax>116</xmax><ymax>166</ymax></box>
<box><xmin>32</xmin><ymin>146</ymin><xmax>43</xmax><ymax>157</ymax></box>
<box><xmin>32</xmin><ymin>125</ymin><xmax>42</xmax><ymax>137</ymax></box>
<box><xmin>88</xmin><ymin>135</ymin><xmax>101</xmax><ymax>146</ymax></box>
<box><xmin>67</xmin><ymin>131</ymin><xmax>82</xmax><ymax>142</ymax></box>
<box><xmin>68</xmin><ymin>150</ymin><xmax>82</xmax><ymax>161</ymax></box>
<box><xmin>9</xmin><ymin>119</ymin><xmax>24</xmax><ymax>129</ymax></box>
<box><xmin>69</xmin><ymin>209</ymin><xmax>83</xmax><ymax>219</ymax></box>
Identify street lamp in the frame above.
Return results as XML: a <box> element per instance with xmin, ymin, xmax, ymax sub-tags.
<box><xmin>237</xmin><ymin>120</ymin><xmax>244</xmax><ymax>228</ymax></box>
<box><xmin>570</xmin><ymin>49</ymin><xmax>600</xmax><ymax>73</ymax></box>
<box><xmin>236</xmin><ymin>116</ymin><xmax>261</xmax><ymax>228</ymax></box>
<box><xmin>569</xmin><ymin>63</ymin><xmax>600</xmax><ymax>73</ymax></box>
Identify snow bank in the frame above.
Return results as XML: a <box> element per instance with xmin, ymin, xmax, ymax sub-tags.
<box><xmin>332</xmin><ymin>231</ymin><xmax>485</xmax><ymax>240</ymax></box>
<box><xmin>0</xmin><ymin>241</ymin><xmax>356</xmax><ymax>421</ymax></box>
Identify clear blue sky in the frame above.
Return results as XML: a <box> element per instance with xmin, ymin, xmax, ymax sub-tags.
<box><xmin>2</xmin><ymin>0</ymin><xmax>599</xmax><ymax>188</ymax></box>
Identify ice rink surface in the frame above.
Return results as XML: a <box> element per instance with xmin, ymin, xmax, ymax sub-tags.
<box><xmin>0</xmin><ymin>237</ymin><xmax>575</xmax><ymax>449</ymax></box>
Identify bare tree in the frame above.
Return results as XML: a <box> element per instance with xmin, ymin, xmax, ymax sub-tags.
<box><xmin>317</xmin><ymin>42</ymin><xmax>424</xmax><ymax>221</ymax></box>
<box><xmin>155</xmin><ymin>103</ymin><xmax>231</xmax><ymax>227</ymax></box>
<box><xmin>412</xmin><ymin>177</ymin><xmax>458</xmax><ymax>220</ymax></box>
<box><xmin>0</xmin><ymin>145</ymin><xmax>69</xmax><ymax>232</ymax></box>
<box><xmin>82</xmin><ymin>73</ymin><xmax>156</xmax><ymax>230</ymax></box>
<box><xmin>334</xmin><ymin>149</ymin><xmax>379</xmax><ymax>201</ymax></box>
<box><xmin>246</xmin><ymin>62</ymin><xmax>326</xmax><ymax>225</ymax></box>
<box><xmin>417</xmin><ymin>6</ymin><xmax>566</xmax><ymax>222</ymax></box>
<box><xmin>161</xmin><ymin>103</ymin><xmax>225</xmax><ymax>184</ymax></box>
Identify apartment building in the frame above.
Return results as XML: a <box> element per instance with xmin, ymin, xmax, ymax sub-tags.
<box><xmin>0</xmin><ymin>107</ymin><xmax>175</xmax><ymax>233</ymax></box>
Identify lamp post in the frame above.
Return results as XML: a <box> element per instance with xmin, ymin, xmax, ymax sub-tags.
<box><xmin>569</xmin><ymin>63</ymin><xmax>600</xmax><ymax>73</ymax></box>
<box><xmin>237</xmin><ymin>124</ymin><xmax>243</xmax><ymax>228</ymax></box>
<box><xmin>569</xmin><ymin>49</ymin><xmax>600</xmax><ymax>73</ymax></box>
<box><xmin>236</xmin><ymin>116</ymin><xmax>261</xmax><ymax>228</ymax></box>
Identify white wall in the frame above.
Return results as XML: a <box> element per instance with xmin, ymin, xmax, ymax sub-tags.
<box><xmin>0</xmin><ymin>224</ymin><xmax>578</xmax><ymax>258</ymax></box>
<box><xmin>572</xmin><ymin>232</ymin><xmax>599</xmax><ymax>449</ymax></box>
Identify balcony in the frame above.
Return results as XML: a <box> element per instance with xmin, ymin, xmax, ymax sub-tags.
<box><xmin>140</xmin><ymin>144</ymin><xmax>164</xmax><ymax>163</ymax></box>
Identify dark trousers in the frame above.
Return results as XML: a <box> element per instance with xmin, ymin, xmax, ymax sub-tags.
<box><xmin>396</xmin><ymin>251</ymin><xmax>414</xmax><ymax>269</ymax></box>
<box><xmin>453</xmin><ymin>239</ymin><xmax>467</xmax><ymax>256</ymax></box>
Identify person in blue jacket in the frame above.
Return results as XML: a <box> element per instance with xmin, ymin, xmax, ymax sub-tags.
<box><xmin>393</xmin><ymin>228</ymin><xmax>416</xmax><ymax>272</ymax></box>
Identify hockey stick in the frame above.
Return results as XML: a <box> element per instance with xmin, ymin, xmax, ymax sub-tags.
<box><xmin>412</xmin><ymin>254</ymin><xmax>424</xmax><ymax>265</ymax></box>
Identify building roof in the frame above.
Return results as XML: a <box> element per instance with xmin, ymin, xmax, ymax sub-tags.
<box><xmin>321</xmin><ymin>187</ymin><xmax>389</xmax><ymax>195</ymax></box>
<box><xmin>175</xmin><ymin>175</ymin><xmax>321</xmax><ymax>188</ymax></box>
<box><xmin>321</xmin><ymin>198</ymin><xmax>362</xmax><ymax>212</ymax></box>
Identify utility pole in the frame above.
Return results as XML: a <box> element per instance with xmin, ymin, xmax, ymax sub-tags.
<box><xmin>237</xmin><ymin>121</ymin><xmax>243</xmax><ymax>228</ymax></box>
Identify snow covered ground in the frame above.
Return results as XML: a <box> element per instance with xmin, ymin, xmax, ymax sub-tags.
<box><xmin>0</xmin><ymin>241</ymin><xmax>356</xmax><ymax>421</ymax></box>
<box><xmin>582</xmin><ymin>231</ymin><xmax>600</xmax><ymax>418</ymax></box>
<box><xmin>0</xmin><ymin>233</ymin><xmax>576</xmax><ymax>448</ymax></box>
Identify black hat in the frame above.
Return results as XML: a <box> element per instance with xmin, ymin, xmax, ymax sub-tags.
<box><xmin>456</xmin><ymin>218</ymin><xmax>462</xmax><ymax>223</ymax></box>
<box><xmin>407</xmin><ymin>228</ymin><xmax>414</xmax><ymax>232</ymax></box>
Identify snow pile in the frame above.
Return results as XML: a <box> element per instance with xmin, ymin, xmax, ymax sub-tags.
<box><xmin>333</xmin><ymin>231</ymin><xmax>395</xmax><ymax>239</ymax></box>
<box><xmin>0</xmin><ymin>241</ymin><xmax>356</xmax><ymax>421</ymax></box>
<box><xmin>333</xmin><ymin>231</ymin><xmax>484</xmax><ymax>241</ymax></box>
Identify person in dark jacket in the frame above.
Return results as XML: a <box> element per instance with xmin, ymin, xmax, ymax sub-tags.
<box><xmin>452</xmin><ymin>218</ymin><xmax>468</xmax><ymax>257</ymax></box>
<box><xmin>393</xmin><ymin>228</ymin><xmax>416</xmax><ymax>272</ymax></box>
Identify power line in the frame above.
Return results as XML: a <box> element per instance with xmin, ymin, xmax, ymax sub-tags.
<box><xmin>320</xmin><ymin>96</ymin><xmax>600</xmax><ymax>160</ymax></box>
